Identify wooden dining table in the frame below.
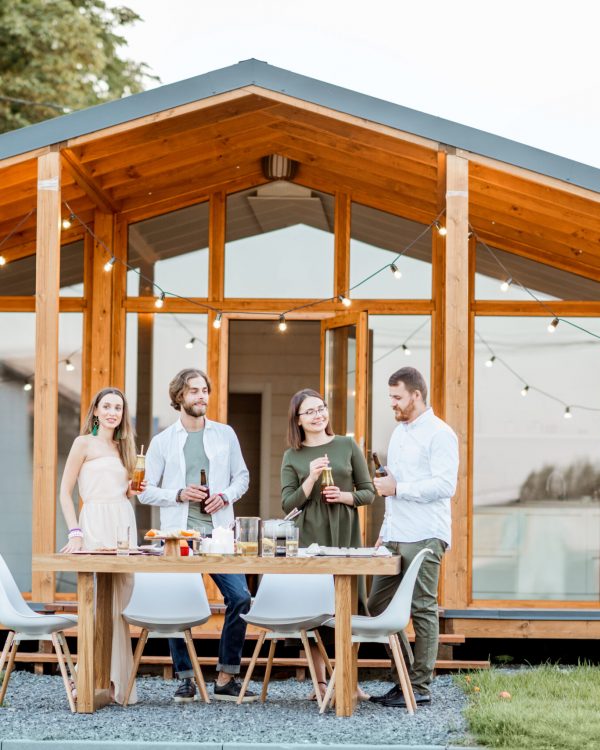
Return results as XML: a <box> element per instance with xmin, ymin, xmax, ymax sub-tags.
<box><xmin>32</xmin><ymin>552</ymin><xmax>400</xmax><ymax>717</ymax></box>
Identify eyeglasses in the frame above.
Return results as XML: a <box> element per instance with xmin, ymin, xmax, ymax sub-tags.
<box><xmin>298</xmin><ymin>405</ymin><xmax>329</xmax><ymax>417</ymax></box>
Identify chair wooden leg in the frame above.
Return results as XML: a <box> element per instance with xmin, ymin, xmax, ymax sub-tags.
<box><xmin>319</xmin><ymin>666</ymin><xmax>336</xmax><ymax>714</ymax></box>
<box><xmin>389</xmin><ymin>634</ymin><xmax>415</xmax><ymax>715</ymax></box>
<box><xmin>58</xmin><ymin>632</ymin><xmax>76</xmax><ymax>682</ymax></box>
<box><xmin>313</xmin><ymin>630</ymin><xmax>334</xmax><ymax>677</ymax></box>
<box><xmin>183</xmin><ymin>630</ymin><xmax>210</xmax><ymax>704</ymax></box>
<box><xmin>0</xmin><ymin>631</ymin><xmax>14</xmax><ymax>674</ymax></box>
<box><xmin>300</xmin><ymin>630</ymin><xmax>323</xmax><ymax>710</ymax></box>
<box><xmin>123</xmin><ymin>628</ymin><xmax>148</xmax><ymax>707</ymax></box>
<box><xmin>261</xmin><ymin>638</ymin><xmax>277</xmax><ymax>703</ymax></box>
<box><xmin>0</xmin><ymin>636</ymin><xmax>18</xmax><ymax>707</ymax></box>
<box><xmin>52</xmin><ymin>633</ymin><xmax>76</xmax><ymax>713</ymax></box>
<box><xmin>236</xmin><ymin>630</ymin><xmax>266</xmax><ymax>705</ymax></box>
<box><xmin>393</xmin><ymin>634</ymin><xmax>417</xmax><ymax>712</ymax></box>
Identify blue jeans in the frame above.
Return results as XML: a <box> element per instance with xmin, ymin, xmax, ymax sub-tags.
<box><xmin>169</xmin><ymin>573</ymin><xmax>251</xmax><ymax>678</ymax></box>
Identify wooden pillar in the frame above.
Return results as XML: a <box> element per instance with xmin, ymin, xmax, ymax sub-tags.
<box><xmin>110</xmin><ymin>216</ymin><xmax>128</xmax><ymax>389</ymax></box>
<box><xmin>334</xmin><ymin>192</ymin><xmax>351</xmax><ymax>298</ymax></box>
<box><xmin>207</xmin><ymin>192</ymin><xmax>225</xmax><ymax>422</ymax></box>
<box><xmin>442</xmin><ymin>154</ymin><xmax>470</xmax><ymax>609</ymax></box>
<box><xmin>431</xmin><ymin>149</ymin><xmax>447</xmax><ymax>418</ymax></box>
<box><xmin>32</xmin><ymin>150</ymin><xmax>61</xmax><ymax>601</ymax></box>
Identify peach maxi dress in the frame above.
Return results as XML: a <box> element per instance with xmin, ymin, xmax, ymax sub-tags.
<box><xmin>78</xmin><ymin>456</ymin><xmax>138</xmax><ymax>705</ymax></box>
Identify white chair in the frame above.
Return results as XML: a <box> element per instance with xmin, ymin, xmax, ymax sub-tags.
<box><xmin>320</xmin><ymin>548</ymin><xmax>433</xmax><ymax>715</ymax></box>
<box><xmin>0</xmin><ymin>553</ymin><xmax>78</xmax><ymax>712</ymax></box>
<box><xmin>237</xmin><ymin>574</ymin><xmax>335</xmax><ymax>708</ymax></box>
<box><xmin>122</xmin><ymin>572</ymin><xmax>212</xmax><ymax>705</ymax></box>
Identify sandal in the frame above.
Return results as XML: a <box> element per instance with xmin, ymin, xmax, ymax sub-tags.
<box><xmin>308</xmin><ymin>681</ymin><xmax>328</xmax><ymax>701</ymax></box>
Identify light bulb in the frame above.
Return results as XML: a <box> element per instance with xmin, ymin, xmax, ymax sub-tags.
<box><xmin>104</xmin><ymin>257</ymin><xmax>116</xmax><ymax>272</ymax></box>
<box><xmin>24</xmin><ymin>382</ymin><xmax>32</xmax><ymax>392</ymax></box>
<box><xmin>521</xmin><ymin>385</ymin><xmax>529</xmax><ymax>397</ymax></box>
<box><xmin>485</xmin><ymin>355</ymin><xmax>496</xmax><ymax>368</ymax></box>
<box><xmin>278</xmin><ymin>315</ymin><xmax>287</xmax><ymax>332</ymax></box>
<box><xmin>185</xmin><ymin>338</ymin><xmax>195</xmax><ymax>349</ymax></box>
<box><xmin>402</xmin><ymin>344</ymin><xmax>411</xmax><ymax>356</ymax></box>
<box><xmin>213</xmin><ymin>313</ymin><xmax>222</xmax><ymax>329</ymax></box>
<box><xmin>547</xmin><ymin>318</ymin><xmax>559</xmax><ymax>333</ymax></box>
<box><xmin>500</xmin><ymin>277</ymin><xmax>512</xmax><ymax>292</ymax></box>
<box><xmin>339</xmin><ymin>295</ymin><xmax>351</xmax><ymax>307</ymax></box>
<box><xmin>434</xmin><ymin>220</ymin><xmax>447</xmax><ymax>236</ymax></box>
<box><xmin>62</xmin><ymin>217</ymin><xmax>72</xmax><ymax>230</ymax></box>
<box><xmin>390</xmin><ymin>263</ymin><xmax>402</xmax><ymax>279</ymax></box>
<box><xmin>65</xmin><ymin>360</ymin><xmax>75</xmax><ymax>372</ymax></box>
<box><xmin>154</xmin><ymin>292</ymin><xmax>165</xmax><ymax>309</ymax></box>
<box><xmin>564</xmin><ymin>406</ymin><xmax>572</xmax><ymax>419</ymax></box>
<box><xmin>0</xmin><ymin>255</ymin><xmax>6</xmax><ymax>267</ymax></box>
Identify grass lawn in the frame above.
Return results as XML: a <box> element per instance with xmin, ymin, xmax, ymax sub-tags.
<box><xmin>457</xmin><ymin>664</ymin><xmax>600</xmax><ymax>750</ymax></box>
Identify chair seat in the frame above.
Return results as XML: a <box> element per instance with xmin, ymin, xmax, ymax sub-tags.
<box><xmin>325</xmin><ymin>614</ymin><xmax>400</xmax><ymax>638</ymax></box>
<box><xmin>241</xmin><ymin>613</ymin><xmax>332</xmax><ymax>633</ymax></box>
<box><xmin>123</xmin><ymin>615</ymin><xmax>210</xmax><ymax>633</ymax></box>
<box><xmin>5</xmin><ymin>613</ymin><xmax>77</xmax><ymax>638</ymax></box>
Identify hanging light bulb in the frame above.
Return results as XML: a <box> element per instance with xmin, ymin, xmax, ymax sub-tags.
<box><xmin>278</xmin><ymin>314</ymin><xmax>287</xmax><ymax>332</ymax></box>
<box><xmin>185</xmin><ymin>337</ymin><xmax>196</xmax><ymax>349</ymax></box>
<box><xmin>500</xmin><ymin>277</ymin><xmax>512</xmax><ymax>292</ymax></box>
<box><xmin>402</xmin><ymin>344</ymin><xmax>411</xmax><ymax>356</ymax></box>
<box><xmin>564</xmin><ymin>406</ymin><xmax>572</xmax><ymax>419</ymax></box>
<box><xmin>338</xmin><ymin>294</ymin><xmax>351</xmax><ymax>307</ymax></box>
<box><xmin>213</xmin><ymin>313</ymin><xmax>222</xmax><ymax>329</ymax></box>
<box><xmin>434</xmin><ymin>220</ymin><xmax>447</xmax><ymax>236</ymax></box>
<box><xmin>23</xmin><ymin>381</ymin><xmax>32</xmax><ymax>392</ymax></box>
<box><xmin>154</xmin><ymin>292</ymin><xmax>165</xmax><ymax>309</ymax></box>
<box><xmin>521</xmin><ymin>385</ymin><xmax>530</xmax><ymax>397</ymax></box>
<box><xmin>485</xmin><ymin>355</ymin><xmax>496</xmax><ymax>368</ymax></box>
<box><xmin>390</xmin><ymin>263</ymin><xmax>402</xmax><ymax>280</ymax></box>
<box><xmin>61</xmin><ymin>217</ymin><xmax>72</xmax><ymax>230</ymax></box>
<box><xmin>65</xmin><ymin>359</ymin><xmax>75</xmax><ymax>372</ymax></box>
<box><xmin>0</xmin><ymin>255</ymin><xmax>6</xmax><ymax>267</ymax></box>
<box><xmin>547</xmin><ymin>318</ymin><xmax>559</xmax><ymax>333</ymax></box>
<box><xmin>103</xmin><ymin>256</ymin><xmax>116</xmax><ymax>272</ymax></box>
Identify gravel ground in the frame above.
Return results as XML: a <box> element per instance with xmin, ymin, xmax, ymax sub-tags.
<box><xmin>0</xmin><ymin>672</ymin><xmax>469</xmax><ymax>746</ymax></box>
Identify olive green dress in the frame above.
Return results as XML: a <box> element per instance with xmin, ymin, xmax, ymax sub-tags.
<box><xmin>281</xmin><ymin>435</ymin><xmax>374</xmax><ymax>548</ymax></box>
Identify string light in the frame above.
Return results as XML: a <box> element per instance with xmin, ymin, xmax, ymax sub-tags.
<box><xmin>185</xmin><ymin>337</ymin><xmax>196</xmax><ymax>349</ymax></box>
<box><xmin>485</xmin><ymin>355</ymin><xmax>496</xmax><ymax>368</ymax></box>
<box><xmin>402</xmin><ymin>344</ymin><xmax>411</xmax><ymax>356</ymax></box>
<box><xmin>278</xmin><ymin>314</ymin><xmax>287</xmax><ymax>332</ymax></box>
<box><xmin>103</xmin><ymin>256</ymin><xmax>116</xmax><ymax>272</ymax></box>
<box><xmin>390</xmin><ymin>263</ymin><xmax>402</xmax><ymax>279</ymax></box>
<box><xmin>564</xmin><ymin>407</ymin><xmax>572</xmax><ymax>419</ymax></box>
<box><xmin>434</xmin><ymin>220</ymin><xmax>447</xmax><ymax>236</ymax></box>
<box><xmin>61</xmin><ymin>217</ymin><xmax>72</xmax><ymax>230</ymax></box>
<box><xmin>521</xmin><ymin>385</ymin><xmax>530</xmax><ymax>397</ymax></box>
<box><xmin>213</xmin><ymin>313</ymin><xmax>222</xmax><ymax>329</ymax></box>
<box><xmin>547</xmin><ymin>318</ymin><xmax>559</xmax><ymax>333</ymax></box>
<box><xmin>23</xmin><ymin>381</ymin><xmax>32</xmax><ymax>392</ymax></box>
<box><xmin>65</xmin><ymin>360</ymin><xmax>75</xmax><ymax>372</ymax></box>
<box><xmin>154</xmin><ymin>292</ymin><xmax>165</xmax><ymax>309</ymax></box>
<box><xmin>500</xmin><ymin>277</ymin><xmax>512</xmax><ymax>292</ymax></box>
<box><xmin>339</xmin><ymin>294</ymin><xmax>351</xmax><ymax>307</ymax></box>
<box><xmin>0</xmin><ymin>256</ymin><xmax>6</xmax><ymax>267</ymax></box>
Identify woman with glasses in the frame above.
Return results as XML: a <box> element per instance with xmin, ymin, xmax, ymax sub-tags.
<box><xmin>281</xmin><ymin>388</ymin><xmax>374</xmax><ymax>698</ymax></box>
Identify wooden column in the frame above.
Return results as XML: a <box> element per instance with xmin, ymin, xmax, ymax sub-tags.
<box><xmin>334</xmin><ymin>192</ymin><xmax>351</xmax><ymax>297</ymax></box>
<box><xmin>207</xmin><ymin>192</ymin><xmax>225</xmax><ymax>421</ymax></box>
<box><xmin>110</xmin><ymin>216</ymin><xmax>128</xmax><ymax>389</ymax></box>
<box><xmin>431</xmin><ymin>149</ymin><xmax>447</xmax><ymax>418</ymax></box>
<box><xmin>442</xmin><ymin>154</ymin><xmax>470</xmax><ymax>609</ymax></box>
<box><xmin>32</xmin><ymin>150</ymin><xmax>61</xmax><ymax>601</ymax></box>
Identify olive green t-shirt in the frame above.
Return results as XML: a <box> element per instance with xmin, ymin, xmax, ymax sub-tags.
<box><xmin>183</xmin><ymin>429</ymin><xmax>212</xmax><ymax>533</ymax></box>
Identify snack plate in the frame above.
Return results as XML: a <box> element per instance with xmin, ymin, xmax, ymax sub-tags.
<box><xmin>315</xmin><ymin>547</ymin><xmax>380</xmax><ymax>557</ymax></box>
<box><xmin>72</xmin><ymin>548</ymin><xmax>145</xmax><ymax>555</ymax></box>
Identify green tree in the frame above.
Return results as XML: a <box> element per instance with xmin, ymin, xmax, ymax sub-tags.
<box><xmin>0</xmin><ymin>0</ymin><xmax>157</xmax><ymax>133</ymax></box>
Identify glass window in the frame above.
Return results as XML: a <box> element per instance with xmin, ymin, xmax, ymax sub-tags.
<box><xmin>127</xmin><ymin>203</ymin><xmax>209</xmax><ymax>298</ymax></box>
<box><xmin>350</xmin><ymin>203</ymin><xmax>432</xmax><ymax>299</ymax></box>
<box><xmin>473</xmin><ymin>316</ymin><xmax>600</xmax><ymax>601</ymax></box>
<box><xmin>0</xmin><ymin>241</ymin><xmax>84</xmax><ymax>296</ymax></box>
<box><xmin>365</xmin><ymin>315</ymin><xmax>431</xmax><ymax>545</ymax></box>
<box><xmin>225</xmin><ymin>183</ymin><xmax>334</xmax><ymax>298</ymax></box>
<box><xmin>475</xmin><ymin>243</ymin><xmax>600</xmax><ymax>301</ymax></box>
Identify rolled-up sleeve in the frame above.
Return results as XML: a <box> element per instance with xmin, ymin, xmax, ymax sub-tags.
<box><xmin>281</xmin><ymin>453</ymin><xmax>309</xmax><ymax>514</ymax></box>
<box><xmin>350</xmin><ymin>440</ymin><xmax>375</xmax><ymax>507</ymax></box>
<box><xmin>221</xmin><ymin>427</ymin><xmax>249</xmax><ymax>504</ymax></box>
<box><xmin>138</xmin><ymin>437</ymin><xmax>178</xmax><ymax>507</ymax></box>
<box><xmin>393</xmin><ymin>430</ymin><xmax>458</xmax><ymax>503</ymax></box>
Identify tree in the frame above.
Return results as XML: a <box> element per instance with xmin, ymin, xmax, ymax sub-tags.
<box><xmin>0</xmin><ymin>0</ymin><xmax>157</xmax><ymax>133</ymax></box>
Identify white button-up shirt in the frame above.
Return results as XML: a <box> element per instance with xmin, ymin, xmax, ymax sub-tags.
<box><xmin>138</xmin><ymin>417</ymin><xmax>249</xmax><ymax>531</ymax></box>
<box><xmin>380</xmin><ymin>407</ymin><xmax>458</xmax><ymax>547</ymax></box>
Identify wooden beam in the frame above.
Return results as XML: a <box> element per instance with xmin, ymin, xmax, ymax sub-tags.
<box><xmin>446</xmin><ymin>617</ymin><xmax>600</xmax><ymax>640</ymax></box>
<box><xmin>207</xmin><ymin>191</ymin><xmax>226</xmax><ymax>422</ymax></box>
<box><xmin>61</xmin><ymin>149</ymin><xmax>119</xmax><ymax>213</ymax></box>
<box><xmin>334</xmin><ymin>192</ymin><xmax>351</xmax><ymax>297</ymax></box>
<box><xmin>208</xmin><ymin>191</ymin><xmax>225</xmax><ymax>303</ymax></box>
<box><xmin>110</xmin><ymin>216</ymin><xmax>128</xmax><ymax>389</ymax></box>
<box><xmin>442</xmin><ymin>154</ymin><xmax>470</xmax><ymax>609</ymax></box>
<box><xmin>430</xmin><ymin>150</ymin><xmax>447</xmax><ymax>419</ymax></box>
<box><xmin>32</xmin><ymin>150</ymin><xmax>61</xmax><ymax>601</ymax></box>
<box><xmin>88</xmin><ymin>211</ymin><xmax>115</xmax><ymax>396</ymax></box>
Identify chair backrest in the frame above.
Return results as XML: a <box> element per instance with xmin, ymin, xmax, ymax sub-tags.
<box><xmin>370</xmin><ymin>548</ymin><xmax>433</xmax><ymax>633</ymax></box>
<box><xmin>123</xmin><ymin>573</ymin><xmax>211</xmax><ymax>624</ymax></box>
<box><xmin>249</xmin><ymin>574</ymin><xmax>335</xmax><ymax>620</ymax></box>
<box><xmin>0</xmin><ymin>553</ymin><xmax>33</xmax><ymax>619</ymax></box>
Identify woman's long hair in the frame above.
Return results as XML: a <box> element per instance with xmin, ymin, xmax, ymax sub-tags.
<box><xmin>81</xmin><ymin>387</ymin><xmax>137</xmax><ymax>475</ymax></box>
<box><xmin>286</xmin><ymin>388</ymin><xmax>334</xmax><ymax>450</ymax></box>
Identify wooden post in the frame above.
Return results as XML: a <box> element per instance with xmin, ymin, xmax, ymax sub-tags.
<box><xmin>442</xmin><ymin>154</ymin><xmax>470</xmax><ymax>608</ymax></box>
<box><xmin>431</xmin><ymin>149</ymin><xmax>447</xmax><ymax>418</ymax></box>
<box><xmin>32</xmin><ymin>150</ymin><xmax>61</xmax><ymax>601</ymax></box>
<box><xmin>334</xmin><ymin>192</ymin><xmax>351</xmax><ymax>298</ymax></box>
<box><xmin>207</xmin><ymin>192</ymin><xmax>225</xmax><ymax>421</ymax></box>
<box><xmin>88</xmin><ymin>210</ymin><xmax>115</xmax><ymax>397</ymax></box>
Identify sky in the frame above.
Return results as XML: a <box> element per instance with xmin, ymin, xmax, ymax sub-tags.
<box><xmin>122</xmin><ymin>0</ymin><xmax>600</xmax><ymax>168</ymax></box>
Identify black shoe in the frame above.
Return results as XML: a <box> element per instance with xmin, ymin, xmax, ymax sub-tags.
<box><xmin>382</xmin><ymin>690</ymin><xmax>431</xmax><ymax>708</ymax></box>
<box><xmin>369</xmin><ymin>684</ymin><xmax>403</xmax><ymax>704</ymax></box>
<box><xmin>173</xmin><ymin>678</ymin><xmax>197</xmax><ymax>703</ymax></box>
<box><xmin>214</xmin><ymin>679</ymin><xmax>258</xmax><ymax>702</ymax></box>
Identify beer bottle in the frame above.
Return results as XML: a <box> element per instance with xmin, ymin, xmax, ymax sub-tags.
<box><xmin>320</xmin><ymin>454</ymin><xmax>335</xmax><ymax>502</ymax></box>
<box><xmin>372</xmin><ymin>452</ymin><xmax>388</xmax><ymax>497</ymax></box>
<box><xmin>130</xmin><ymin>445</ymin><xmax>145</xmax><ymax>492</ymax></box>
<box><xmin>200</xmin><ymin>468</ymin><xmax>209</xmax><ymax>513</ymax></box>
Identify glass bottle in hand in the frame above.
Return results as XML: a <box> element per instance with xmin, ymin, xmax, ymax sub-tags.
<box><xmin>320</xmin><ymin>454</ymin><xmax>335</xmax><ymax>502</ymax></box>
<box><xmin>130</xmin><ymin>445</ymin><xmax>145</xmax><ymax>492</ymax></box>
<box><xmin>200</xmin><ymin>468</ymin><xmax>209</xmax><ymax>514</ymax></box>
<box><xmin>372</xmin><ymin>452</ymin><xmax>388</xmax><ymax>496</ymax></box>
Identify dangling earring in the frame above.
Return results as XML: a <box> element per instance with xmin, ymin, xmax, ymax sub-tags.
<box><xmin>91</xmin><ymin>417</ymin><xmax>99</xmax><ymax>436</ymax></box>
<box><xmin>114</xmin><ymin>428</ymin><xmax>122</xmax><ymax>440</ymax></box>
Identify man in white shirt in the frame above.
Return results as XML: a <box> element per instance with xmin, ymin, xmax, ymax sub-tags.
<box><xmin>369</xmin><ymin>367</ymin><xmax>458</xmax><ymax>708</ymax></box>
<box><xmin>139</xmin><ymin>368</ymin><xmax>257</xmax><ymax>703</ymax></box>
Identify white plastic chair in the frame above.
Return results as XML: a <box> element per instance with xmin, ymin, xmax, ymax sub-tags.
<box><xmin>0</xmin><ymin>554</ymin><xmax>78</xmax><ymax>712</ymax></box>
<box><xmin>122</xmin><ymin>573</ymin><xmax>212</xmax><ymax>705</ymax></box>
<box><xmin>237</xmin><ymin>574</ymin><xmax>335</xmax><ymax>708</ymax></box>
<box><xmin>320</xmin><ymin>548</ymin><xmax>433</xmax><ymax>715</ymax></box>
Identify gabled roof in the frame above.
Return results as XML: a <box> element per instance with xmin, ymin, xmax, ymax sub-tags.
<box><xmin>1</xmin><ymin>58</ymin><xmax>599</xmax><ymax>193</ymax></box>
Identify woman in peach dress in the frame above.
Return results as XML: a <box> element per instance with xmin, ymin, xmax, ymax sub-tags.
<box><xmin>59</xmin><ymin>387</ymin><xmax>144</xmax><ymax>705</ymax></box>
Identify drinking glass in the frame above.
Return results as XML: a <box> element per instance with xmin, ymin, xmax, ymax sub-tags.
<box><xmin>261</xmin><ymin>521</ymin><xmax>276</xmax><ymax>557</ymax></box>
<box><xmin>235</xmin><ymin>517</ymin><xmax>260</xmax><ymax>556</ymax></box>
<box><xmin>286</xmin><ymin>525</ymin><xmax>300</xmax><ymax>557</ymax></box>
<box><xmin>116</xmin><ymin>525</ymin><xmax>130</xmax><ymax>556</ymax></box>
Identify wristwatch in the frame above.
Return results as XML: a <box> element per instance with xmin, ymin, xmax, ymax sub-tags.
<box><xmin>176</xmin><ymin>488</ymin><xmax>184</xmax><ymax>503</ymax></box>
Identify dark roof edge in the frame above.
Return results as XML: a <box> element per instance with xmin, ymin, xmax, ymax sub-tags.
<box><xmin>1</xmin><ymin>58</ymin><xmax>599</xmax><ymax>194</ymax></box>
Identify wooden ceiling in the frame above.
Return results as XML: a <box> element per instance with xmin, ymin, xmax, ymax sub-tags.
<box><xmin>1</xmin><ymin>88</ymin><xmax>599</xmax><ymax>283</ymax></box>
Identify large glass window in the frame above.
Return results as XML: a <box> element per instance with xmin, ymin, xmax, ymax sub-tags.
<box><xmin>473</xmin><ymin>316</ymin><xmax>600</xmax><ymax>601</ymax></box>
<box><xmin>475</xmin><ymin>242</ymin><xmax>600</xmax><ymax>301</ymax></box>
<box><xmin>127</xmin><ymin>203</ymin><xmax>209</xmax><ymax>298</ymax></box>
<box><xmin>350</xmin><ymin>203</ymin><xmax>432</xmax><ymax>299</ymax></box>
<box><xmin>365</xmin><ymin>315</ymin><xmax>431</xmax><ymax>545</ymax></box>
<box><xmin>225</xmin><ymin>183</ymin><xmax>334</xmax><ymax>298</ymax></box>
<box><xmin>0</xmin><ymin>241</ymin><xmax>84</xmax><ymax>296</ymax></box>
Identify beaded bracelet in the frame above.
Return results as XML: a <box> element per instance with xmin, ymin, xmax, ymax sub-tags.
<box><xmin>68</xmin><ymin>528</ymin><xmax>84</xmax><ymax>539</ymax></box>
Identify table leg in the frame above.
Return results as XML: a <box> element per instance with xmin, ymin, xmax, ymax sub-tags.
<box><xmin>334</xmin><ymin>574</ymin><xmax>357</xmax><ymax>717</ymax></box>
<box><xmin>94</xmin><ymin>573</ymin><xmax>113</xmax><ymax>708</ymax></box>
<box><xmin>77</xmin><ymin>572</ymin><xmax>95</xmax><ymax>713</ymax></box>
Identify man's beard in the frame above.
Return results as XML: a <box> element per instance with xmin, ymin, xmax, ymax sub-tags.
<box><xmin>182</xmin><ymin>402</ymin><xmax>206</xmax><ymax>418</ymax></box>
